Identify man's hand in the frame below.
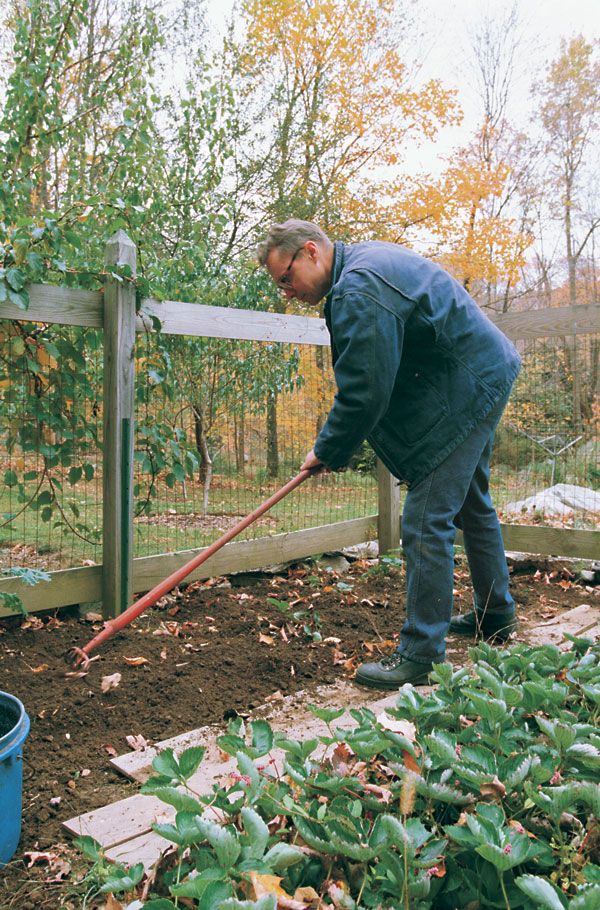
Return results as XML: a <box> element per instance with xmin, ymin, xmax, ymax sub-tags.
<box><xmin>301</xmin><ymin>448</ymin><xmax>326</xmax><ymax>473</ymax></box>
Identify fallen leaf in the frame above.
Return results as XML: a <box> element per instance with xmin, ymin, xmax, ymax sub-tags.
<box><xmin>101</xmin><ymin>672</ymin><xmax>122</xmax><ymax>693</ymax></box>
<box><xmin>100</xmin><ymin>895</ymin><xmax>125</xmax><ymax>910</ymax></box>
<box><xmin>377</xmin><ymin>712</ymin><xmax>416</xmax><ymax>741</ymax></box>
<box><xmin>156</xmin><ymin>593</ymin><xmax>178</xmax><ymax>609</ymax></box>
<box><xmin>362</xmin><ymin>639</ymin><xmax>396</xmax><ymax>654</ymax></box>
<box><xmin>249</xmin><ymin>872</ymin><xmax>284</xmax><ymax>897</ymax></box>
<box><xmin>24</xmin><ymin>850</ymin><xmax>71</xmax><ymax>881</ymax></box>
<box><xmin>160</xmin><ymin>649</ymin><xmax>168</xmax><ymax>660</ymax></box>
<box><xmin>401</xmin><ymin>749</ymin><xmax>422</xmax><ymax>773</ymax></box>
<box><xmin>295</xmin><ymin>885</ymin><xmax>323</xmax><ymax>905</ymax></box>
<box><xmin>31</xmin><ymin>663</ymin><xmax>50</xmax><ymax>673</ymax></box>
<box><xmin>327</xmin><ymin>880</ymin><xmax>353</xmax><ymax>907</ymax></box>
<box><xmin>125</xmin><ymin>734</ymin><xmax>148</xmax><ymax>752</ymax></box>
<box><xmin>102</xmin><ymin>743</ymin><xmax>118</xmax><ymax>756</ymax></box>
<box><xmin>25</xmin><ymin>851</ymin><xmax>58</xmax><ymax>868</ymax></box>
<box><xmin>332</xmin><ymin>742</ymin><xmax>355</xmax><ymax>775</ymax></box>
<box><xmin>259</xmin><ymin>633</ymin><xmax>275</xmax><ymax>646</ymax></box>
<box><xmin>332</xmin><ymin>649</ymin><xmax>348</xmax><ymax>665</ymax></box>
<box><xmin>167</xmin><ymin>606</ymin><xmax>180</xmax><ymax>616</ymax></box>
<box><xmin>480</xmin><ymin>775</ymin><xmax>507</xmax><ymax>801</ymax></box>
<box><xmin>249</xmin><ymin>872</ymin><xmax>306</xmax><ymax>908</ymax></box>
<box><xmin>20</xmin><ymin>616</ymin><xmax>44</xmax><ymax>631</ymax></box>
<box><xmin>84</xmin><ymin>611</ymin><xmax>103</xmax><ymax>622</ymax></box>
<box><xmin>152</xmin><ymin>621</ymin><xmax>181</xmax><ymax>637</ymax></box>
<box><xmin>265</xmin><ymin>690</ymin><xmax>284</xmax><ymax>702</ymax></box>
<box><xmin>47</xmin><ymin>858</ymin><xmax>72</xmax><ymax>882</ymax></box>
<box><xmin>363</xmin><ymin>783</ymin><xmax>393</xmax><ymax>803</ymax></box>
<box><xmin>124</xmin><ymin>656</ymin><xmax>150</xmax><ymax>666</ymax></box>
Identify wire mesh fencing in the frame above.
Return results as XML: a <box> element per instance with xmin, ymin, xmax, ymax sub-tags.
<box><xmin>131</xmin><ymin>334</ymin><xmax>379</xmax><ymax>558</ymax></box>
<box><xmin>0</xmin><ymin>319</ymin><xmax>598</xmax><ymax>574</ymax></box>
<box><xmin>492</xmin><ymin>333</ymin><xmax>599</xmax><ymax>530</ymax></box>
<box><xmin>0</xmin><ymin>320</ymin><xmax>103</xmax><ymax>572</ymax></box>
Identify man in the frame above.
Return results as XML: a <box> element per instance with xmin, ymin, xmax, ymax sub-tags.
<box><xmin>257</xmin><ymin>220</ymin><xmax>520</xmax><ymax>689</ymax></box>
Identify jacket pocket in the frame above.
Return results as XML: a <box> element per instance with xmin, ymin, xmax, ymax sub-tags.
<box><xmin>389</xmin><ymin>372</ymin><xmax>449</xmax><ymax>446</ymax></box>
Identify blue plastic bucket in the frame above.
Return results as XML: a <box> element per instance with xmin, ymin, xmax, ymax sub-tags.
<box><xmin>0</xmin><ymin>691</ymin><xmax>30</xmax><ymax>867</ymax></box>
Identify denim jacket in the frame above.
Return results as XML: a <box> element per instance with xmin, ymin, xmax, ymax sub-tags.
<box><xmin>313</xmin><ymin>241</ymin><xmax>521</xmax><ymax>486</ymax></box>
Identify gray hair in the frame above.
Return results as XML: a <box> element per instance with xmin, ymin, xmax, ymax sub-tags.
<box><xmin>256</xmin><ymin>220</ymin><xmax>331</xmax><ymax>265</ymax></box>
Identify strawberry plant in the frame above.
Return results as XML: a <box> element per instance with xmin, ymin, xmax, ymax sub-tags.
<box><xmin>76</xmin><ymin>639</ymin><xmax>600</xmax><ymax>908</ymax></box>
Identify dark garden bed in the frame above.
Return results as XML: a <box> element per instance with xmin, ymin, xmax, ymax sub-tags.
<box><xmin>0</xmin><ymin>554</ymin><xmax>597</xmax><ymax>908</ymax></box>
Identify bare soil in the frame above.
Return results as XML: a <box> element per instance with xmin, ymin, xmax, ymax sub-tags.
<box><xmin>0</xmin><ymin>554</ymin><xmax>597</xmax><ymax>909</ymax></box>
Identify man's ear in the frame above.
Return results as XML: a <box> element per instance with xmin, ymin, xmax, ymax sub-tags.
<box><xmin>305</xmin><ymin>240</ymin><xmax>318</xmax><ymax>260</ymax></box>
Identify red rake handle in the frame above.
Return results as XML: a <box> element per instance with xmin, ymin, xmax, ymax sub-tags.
<box><xmin>72</xmin><ymin>468</ymin><xmax>316</xmax><ymax>664</ymax></box>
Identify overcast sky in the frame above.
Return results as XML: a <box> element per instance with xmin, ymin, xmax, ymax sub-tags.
<box><xmin>203</xmin><ymin>0</ymin><xmax>600</xmax><ymax>173</ymax></box>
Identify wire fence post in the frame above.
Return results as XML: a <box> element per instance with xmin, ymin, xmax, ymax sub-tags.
<box><xmin>377</xmin><ymin>459</ymin><xmax>401</xmax><ymax>555</ymax></box>
<box><xmin>102</xmin><ymin>231</ymin><xmax>137</xmax><ymax>618</ymax></box>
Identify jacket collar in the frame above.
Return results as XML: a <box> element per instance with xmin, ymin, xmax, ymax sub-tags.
<box><xmin>327</xmin><ymin>241</ymin><xmax>345</xmax><ymax>298</ymax></box>
<box><xmin>324</xmin><ymin>241</ymin><xmax>345</xmax><ymax>319</ymax></box>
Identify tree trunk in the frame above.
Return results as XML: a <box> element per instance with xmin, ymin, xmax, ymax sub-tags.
<box><xmin>463</xmin><ymin>201</ymin><xmax>478</xmax><ymax>292</ymax></box>
<box><xmin>234</xmin><ymin>407</ymin><xmax>246</xmax><ymax>475</ymax></box>
<box><xmin>561</xmin><ymin>339</ymin><xmax>583</xmax><ymax>429</ymax></box>
<box><xmin>266</xmin><ymin>392</ymin><xmax>279</xmax><ymax>479</ymax></box>
<box><xmin>193</xmin><ymin>403</ymin><xmax>212</xmax><ymax>516</ymax></box>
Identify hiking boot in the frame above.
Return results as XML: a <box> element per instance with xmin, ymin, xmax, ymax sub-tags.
<box><xmin>449</xmin><ymin>610</ymin><xmax>517</xmax><ymax>641</ymax></box>
<box><xmin>355</xmin><ymin>652</ymin><xmax>433</xmax><ymax>690</ymax></box>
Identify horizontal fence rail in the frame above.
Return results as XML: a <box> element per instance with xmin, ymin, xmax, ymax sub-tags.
<box><xmin>0</xmin><ymin>234</ymin><xmax>598</xmax><ymax>616</ymax></box>
<box><xmin>1</xmin><ymin>284</ymin><xmax>598</xmax><ymax>343</ymax></box>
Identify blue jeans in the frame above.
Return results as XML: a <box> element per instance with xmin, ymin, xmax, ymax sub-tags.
<box><xmin>398</xmin><ymin>394</ymin><xmax>514</xmax><ymax>664</ymax></box>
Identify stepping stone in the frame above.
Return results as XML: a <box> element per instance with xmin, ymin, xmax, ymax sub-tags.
<box><xmin>64</xmin><ymin>680</ymin><xmax>429</xmax><ymax>866</ymax></box>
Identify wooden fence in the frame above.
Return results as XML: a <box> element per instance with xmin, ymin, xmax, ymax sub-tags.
<box><xmin>0</xmin><ymin>230</ymin><xmax>598</xmax><ymax>618</ymax></box>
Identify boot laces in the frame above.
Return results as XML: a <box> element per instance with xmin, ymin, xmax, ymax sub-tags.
<box><xmin>380</xmin><ymin>652</ymin><xmax>405</xmax><ymax>670</ymax></box>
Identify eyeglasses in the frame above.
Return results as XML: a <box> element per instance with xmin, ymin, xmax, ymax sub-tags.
<box><xmin>277</xmin><ymin>246</ymin><xmax>304</xmax><ymax>289</ymax></box>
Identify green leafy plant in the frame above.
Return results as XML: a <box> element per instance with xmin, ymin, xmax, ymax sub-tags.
<box><xmin>74</xmin><ymin>639</ymin><xmax>600</xmax><ymax>908</ymax></box>
<box><xmin>361</xmin><ymin>552</ymin><xmax>404</xmax><ymax>578</ymax></box>
<box><xmin>0</xmin><ymin>566</ymin><xmax>50</xmax><ymax>616</ymax></box>
<box><xmin>266</xmin><ymin>596</ymin><xmax>323</xmax><ymax>642</ymax></box>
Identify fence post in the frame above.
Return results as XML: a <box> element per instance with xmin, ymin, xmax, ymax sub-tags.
<box><xmin>377</xmin><ymin>459</ymin><xmax>401</xmax><ymax>555</ymax></box>
<box><xmin>102</xmin><ymin>231</ymin><xmax>137</xmax><ymax>619</ymax></box>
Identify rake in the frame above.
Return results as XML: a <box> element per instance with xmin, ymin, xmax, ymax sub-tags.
<box><xmin>68</xmin><ymin>468</ymin><xmax>317</xmax><ymax>667</ymax></box>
